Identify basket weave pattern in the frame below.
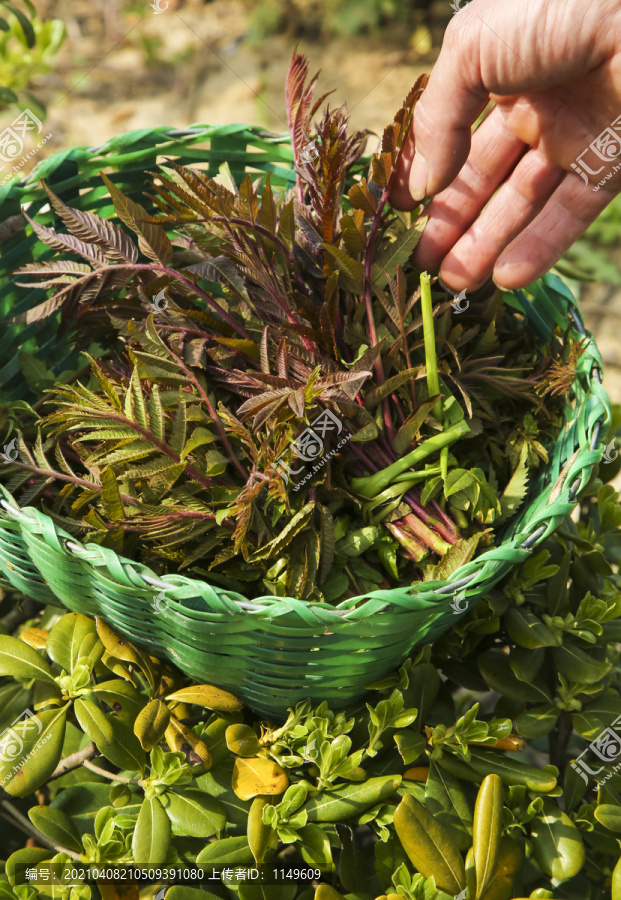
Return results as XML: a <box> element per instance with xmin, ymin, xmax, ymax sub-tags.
<box><xmin>0</xmin><ymin>125</ymin><xmax>612</xmax><ymax>718</ymax></box>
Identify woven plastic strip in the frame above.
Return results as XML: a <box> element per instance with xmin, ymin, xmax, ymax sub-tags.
<box><xmin>0</xmin><ymin>125</ymin><xmax>612</xmax><ymax>718</ymax></box>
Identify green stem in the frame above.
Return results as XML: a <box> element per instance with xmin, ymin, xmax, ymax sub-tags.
<box><xmin>421</xmin><ymin>271</ymin><xmax>449</xmax><ymax>480</ymax></box>
<box><xmin>420</xmin><ymin>271</ymin><xmax>442</xmax><ymax>421</ymax></box>
<box><xmin>350</xmin><ymin>419</ymin><xmax>470</xmax><ymax>499</ymax></box>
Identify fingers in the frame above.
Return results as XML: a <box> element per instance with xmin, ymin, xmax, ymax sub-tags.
<box><xmin>435</xmin><ymin>147</ymin><xmax>565</xmax><ymax>291</ymax></box>
<box><xmin>392</xmin><ymin>10</ymin><xmax>489</xmax><ymax>204</ymax></box>
<box><xmin>411</xmin><ymin>106</ymin><xmax>527</xmax><ymax>270</ymax></box>
<box><xmin>492</xmin><ymin>175</ymin><xmax>619</xmax><ymax>289</ymax></box>
<box><xmin>391</xmin><ymin>0</ymin><xmax>615</xmax><ymax>208</ymax></box>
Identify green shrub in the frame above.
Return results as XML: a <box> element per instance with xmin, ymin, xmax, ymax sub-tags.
<box><xmin>0</xmin><ymin>406</ymin><xmax>619</xmax><ymax>899</ymax></box>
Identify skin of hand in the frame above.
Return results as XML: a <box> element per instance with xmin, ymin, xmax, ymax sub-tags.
<box><xmin>389</xmin><ymin>0</ymin><xmax>621</xmax><ymax>291</ymax></box>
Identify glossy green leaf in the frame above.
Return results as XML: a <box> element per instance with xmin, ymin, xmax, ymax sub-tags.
<box><xmin>92</xmin><ymin>678</ymin><xmax>146</xmax><ymax>721</ymax></box>
<box><xmin>196</xmin><ymin>766</ymin><xmax>252</xmax><ymax>829</ymax></box>
<box><xmin>573</xmin><ymin>696</ymin><xmax>621</xmax><ymax>740</ymax></box>
<box><xmin>0</xmin><ymin>634</ymin><xmax>56</xmax><ymax>684</ymax></box>
<box><xmin>160</xmin><ymin>788</ymin><xmax>226</xmax><ymax>837</ymax></box>
<box><xmin>98</xmin><ymin>713</ymin><xmax>146</xmax><ymax>774</ymax></box>
<box><xmin>613</xmin><ymin>854</ymin><xmax>621</xmax><ymax>900</ymax></box>
<box><xmin>479</xmin><ymin>649</ymin><xmax>550</xmax><ymax>702</ymax></box>
<box><xmin>132</xmin><ymin>795</ymin><xmax>171</xmax><ymax>863</ymax></box>
<box><xmin>305</xmin><ymin>775</ymin><xmax>401</xmax><ymax>822</ymax></box>
<box><xmin>165</xmin><ymin>888</ymin><xmax>224</xmax><ymax>900</ymax></box>
<box><xmin>551</xmin><ymin>644</ymin><xmax>612</xmax><ymax>685</ymax></box>
<box><xmin>298</xmin><ymin>823</ymin><xmax>334</xmax><ymax>871</ymax></box>
<box><xmin>5</xmin><ymin>848</ymin><xmax>52</xmax><ymax>885</ymax></box>
<box><xmin>314</xmin><ymin>887</ymin><xmax>345</xmax><ymax>900</ymax></box>
<box><xmin>466</xmin><ymin>749</ymin><xmax>557</xmax><ymax>792</ymax></box>
<box><xmin>374</xmin><ymin>836</ymin><xmax>410</xmax><ymax>892</ymax></box>
<box><xmin>28</xmin><ymin>805</ymin><xmax>82</xmax><ymax>853</ymax></box>
<box><xmin>504</xmin><ymin>607</ymin><xmax>560</xmax><ymax>648</ymax></box>
<box><xmin>393</xmin><ymin>792</ymin><xmax>465</xmax><ymax>894</ymax></box>
<box><xmin>248</xmin><ymin>795</ymin><xmax>273</xmax><ymax>865</ymax></box>
<box><xmin>0</xmin><ymin>705</ymin><xmax>68</xmax><ymax>797</ymax></box>
<box><xmin>515</xmin><ymin>704</ymin><xmax>560</xmax><ymax>739</ymax></box>
<box><xmin>50</xmin><ymin>782</ymin><xmax>121</xmax><ymax>836</ymax></box>
<box><xmin>425</xmin><ymin>760</ymin><xmax>473</xmax><ymax>851</ymax></box>
<box><xmin>530</xmin><ymin>800</ymin><xmax>585</xmax><ymax>881</ymax></box>
<box><xmin>46</xmin><ymin>613</ymin><xmax>98</xmax><ymax>673</ymax></box>
<box><xmin>394</xmin><ymin>731</ymin><xmax>426</xmax><ymax>765</ymax></box>
<box><xmin>595</xmin><ymin>804</ymin><xmax>621</xmax><ymax>832</ymax></box>
<box><xmin>74</xmin><ymin>697</ymin><xmax>114</xmax><ymax>748</ymax></box>
<box><xmin>196</xmin><ymin>834</ymin><xmax>254</xmax><ymax>865</ymax></box>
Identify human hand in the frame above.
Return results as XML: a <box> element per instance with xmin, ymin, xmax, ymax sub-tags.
<box><xmin>390</xmin><ymin>0</ymin><xmax>621</xmax><ymax>291</ymax></box>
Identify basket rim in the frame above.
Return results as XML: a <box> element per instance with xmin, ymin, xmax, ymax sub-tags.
<box><xmin>0</xmin><ymin>126</ymin><xmax>612</xmax><ymax>626</ymax></box>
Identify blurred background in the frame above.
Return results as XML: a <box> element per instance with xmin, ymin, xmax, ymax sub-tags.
<box><xmin>1</xmin><ymin>0</ymin><xmax>621</xmax><ymax>408</ymax></box>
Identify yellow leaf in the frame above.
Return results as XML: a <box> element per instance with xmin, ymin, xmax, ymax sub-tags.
<box><xmin>403</xmin><ymin>767</ymin><xmax>429</xmax><ymax>782</ymax></box>
<box><xmin>232</xmin><ymin>756</ymin><xmax>289</xmax><ymax>801</ymax></box>
<box><xmin>165</xmin><ymin>683</ymin><xmax>243</xmax><ymax>712</ymax></box>
<box><xmin>19</xmin><ymin>628</ymin><xmax>48</xmax><ymax>650</ymax></box>
<box><xmin>314</xmin><ymin>887</ymin><xmax>346</xmax><ymax>900</ymax></box>
<box><xmin>165</xmin><ymin>714</ymin><xmax>212</xmax><ymax>770</ymax></box>
<box><xmin>134</xmin><ymin>699</ymin><xmax>170</xmax><ymax>751</ymax></box>
<box><xmin>95</xmin><ymin>619</ymin><xmax>158</xmax><ymax>691</ymax></box>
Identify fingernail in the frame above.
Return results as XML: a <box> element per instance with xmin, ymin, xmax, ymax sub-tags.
<box><xmin>492</xmin><ymin>278</ymin><xmax>512</xmax><ymax>293</ymax></box>
<box><xmin>409</xmin><ymin>151</ymin><xmax>428</xmax><ymax>203</ymax></box>
<box><xmin>438</xmin><ymin>276</ymin><xmax>458</xmax><ymax>294</ymax></box>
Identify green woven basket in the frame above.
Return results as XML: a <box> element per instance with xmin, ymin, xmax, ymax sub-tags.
<box><xmin>0</xmin><ymin>123</ymin><xmax>612</xmax><ymax>719</ymax></box>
